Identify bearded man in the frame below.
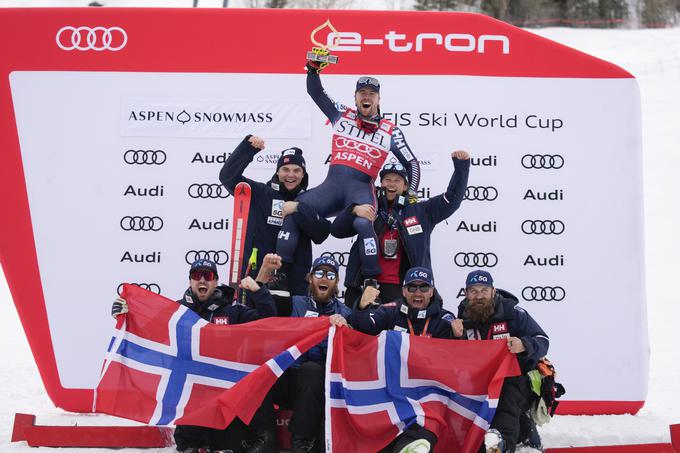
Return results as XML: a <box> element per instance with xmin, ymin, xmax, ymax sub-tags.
<box><xmin>455</xmin><ymin>270</ymin><xmax>550</xmax><ymax>453</ymax></box>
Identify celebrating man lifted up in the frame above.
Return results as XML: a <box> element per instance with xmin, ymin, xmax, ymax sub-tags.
<box><xmin>275</xmin><ymin>57</ymin><xmax>421</xmax><ymax>293</ymax></box>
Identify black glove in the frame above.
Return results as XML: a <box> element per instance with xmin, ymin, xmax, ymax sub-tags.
<box><xmin>111</xmin><ymin>297</ymin><xmax>129</xmax><ymax>318</ymax></box>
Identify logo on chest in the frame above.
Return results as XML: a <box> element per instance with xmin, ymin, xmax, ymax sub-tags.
<box><xmin>213</xmin><ymin>316</ymin><xmax>230</xmax><ymax>325</ymax></box>
<box><xmin>491</xmin><ymin>322</ymin><xmax>510</xmax><ymax>339</ymax></box>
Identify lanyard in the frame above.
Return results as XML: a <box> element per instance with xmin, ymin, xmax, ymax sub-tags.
<box><xmin>407</xmin><ymin>317</ymin><xmax>431</xmax><ymax>337</ymax></box>
<box><xmin>472</xmin><ymin>327</ymin><xmax>493</xmax><ymax>340</ymax></box>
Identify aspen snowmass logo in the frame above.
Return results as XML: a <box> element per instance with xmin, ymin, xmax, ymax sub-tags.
<box><xmin>127</xmin><ymin>109</ymin><xmax>273</xmax><ymax>125</ymax></box>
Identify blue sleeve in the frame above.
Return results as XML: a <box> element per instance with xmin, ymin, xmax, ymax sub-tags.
<box><xmin>390</xmin><ymin>126</ymin><xmax>421</xmax><ymax>193</ymax></box>
<box><xmin>293</xmin><ymin>201</ymin><xmax>331</xmax><ymax>244</ymax></box>
<box><xmin>219</xmin><ymin>135</ymin><xmax>265</xmax><ymax>195</ymax></box>
<box><xmin>351</xmin><ymin>306</ymin><xmax>395</xmax><ymax>335</ymax></box>
<box><xmin>514</xmin><ymin>307</ymin><xmax>550</xmax><ymax>370</ymax></box>
<box><xmin>420</xmin><ymin>157</ymin><xmax>470</xmax><ymax>225</ymax></box>
<box><xmin>290</xmin><ymin>297</ymin><xmax>308</xmax><ymax>318</ymax></box>
<box><xmin>307</xmin><ymin>71</ymin><xmax>342</xmax><ymax>124</ymax></box>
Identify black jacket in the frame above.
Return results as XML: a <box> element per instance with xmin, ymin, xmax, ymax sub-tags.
<box><xmin>177</xmin><ymin>284</ymin><xmax>276</xmax><ymax>324</ymax></box>
<box><xmin>457</xmin><ymin>289</ymin><xmax>549</xmax><ymax>373</ymax></box>
<box><xmin>352</xmin><ymin>297</ymin><xmax>456</xmax><ymax>339</ymax></box>
<box><xmin>219</xmin><ymin>136</ymin><xmax>331</xmax><ymax>295</ymax></box>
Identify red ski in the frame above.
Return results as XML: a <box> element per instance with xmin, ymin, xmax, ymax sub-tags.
<box><xmin>229</xmin><ymin>182</ymin><xmax>252</xmax><ymax>287</ymax></box>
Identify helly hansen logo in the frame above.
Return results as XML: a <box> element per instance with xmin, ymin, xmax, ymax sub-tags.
<box><xmin>213</xmin><ymin>317</ymin><xmax>230</xmax><ymax>325</ymax></box>
<box><xmin>492</xmin><ymin>322</ymin><xmax>508</xmax><ymax>334</ymax></box>
<box><xmin>403</xmin><ymin>216</ymin><xmax>419</xmax><ymax>227</ymax></box>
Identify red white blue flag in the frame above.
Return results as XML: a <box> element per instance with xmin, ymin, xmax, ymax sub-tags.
<box><xmin>325</xmin><ymin>326</ymin><xmax>521</xmax><ymax>453</ymax></box>
<box><xmin>93</xmin><ymin>284</ymin><xmax>329</xmax><ymax>428</ymax></box>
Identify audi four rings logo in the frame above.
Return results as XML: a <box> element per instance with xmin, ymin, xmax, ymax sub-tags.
<box><xmin>522</xmin><ymin>286</ymin><xmax>566</xmax><ymax>301</ymax></box>
<box><xmin>334</xmin><ymin>137</ymin><xmax>383</xmax><ymax>159</ymax></box>
<box><xmin>464</xmin><ymin>186</ymin><xmax>498</xmax><ymax>201</ymax></box>
<box><xmin>521</xmin><ymin>154</ymin><xmax>565</xmax><ymax>169</ymax></box>
<box><xmin>124</xmin><ymin>150</ymin><xmax>167</xmax><ymax>165</ymax></box>
<box><xmin>56</xmin><ymin>26</ymin><xmax>127</xmax><ymax>51</ymax></box>
<box><xmin>188</xmin><ymin>184</ymin><xmax>230</xmax><ymax>199</ymax></box>
<box><xmin>120</xmin><ymin>216</ymin><xmax>164</xmax><ymax>231</ymax></box>
<box><xmin>117</xmin><ymin>283</ymin><xmax>161</xmax><ymax>295</ymax></box>
<box><xmin>185</xmin><ymin>250</ymin><xmax>229</xmax><ymax>265</ymax></box>
<box><xmin>321</xmin><ymin>251</ymin><xmax>350</xmax><ymax>267</ymax></box>
<box><xmin>521</xmin><ymin>219</ymin><xmax>565</xmax><ymax>235</ymax></box>
<box><xmin>454</xmin><ymin>252</ymin><xmax>498</xmax><ymax>267</ymax></box>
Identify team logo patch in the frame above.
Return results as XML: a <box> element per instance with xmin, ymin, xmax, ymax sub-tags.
<box><xmin>364</xmin><ymin>238</ymin><xmax>377</xmax><ymax>255</ymax></box>
<box><xmin>491</xmin><ymin>322</ymin><xmax>510</xmax><ymax>340</ymax></box>
<box><xmin>271</xmin><ymin>199</ymin><xmax>284</xmax><ymax>218</ymax></box>
<box><xmin>400</xmin><ymin>304</ymin><xmax>409</xmax><ymax>314</ymax></box>
<box><xmin>304</xmin><ymin>310</ymin><xmax>319</xmax><ymax>318</ymax></box>
<box><xmin>407</xmin><ymin>225</ymin><xmax>423</xmax><ymax>235</ymax></box>
<box><xmin>403</xmin><ymin>216</ymin><xmax>420</xmax><ymax>227</ymax></box>
<box><xmin>267</xmin><ymin>216</ymin><xmax>283</xmax><ymax>226</ymax></box>
<box><xmin>491</xmin><ymin>322</ymin><xmax>508</xmax><ymax>334</ymax></box>
<box><xmin>417</xmin><ymin>310</ymin><xmax>426</xmax><ymax>319</ymax></box>
<box><xmin>212</xmin><ymin>316</ymin><xmax>229</xmax><ymax>325</ymax></box>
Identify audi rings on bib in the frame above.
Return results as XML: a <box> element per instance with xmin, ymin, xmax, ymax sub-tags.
<box><xmin>334</xmin><ymin>137</ymin><xmax>383</xmax><ymax>159</ymax></box>
<box><xmin>124</xmin><ymin>150</ymin><xmax>167</xmax><ymax>165</ymax></box>
<box><xmin>188</xmin><ymin>184</ymin><xmax>229</xmax><ymax>199</ymax></box>
<box><xmin>56</xmin><ymin>26</ymin><xmax>127</xmax><ymax>51</ymax></box>
<box><xmin>117</xmin><ymin>283</ymin><xmax>161</xmax><ymax>295</ymax></box>
<box><xmin>454</xmin><ymin>252</ymin><xmax>498</xmax><ymax>267</ymax></box>
<box><xmin>321</xmin><ymin>251</ymin><xmax>350</xmax><ymax>267</ymax></box>
<box><xmin>521</xmin><ymin>154</ymin><xmax>564</xmax><ymax>169</ymax></box>
<box><xmin>120</xmin><ymin>216</ymin><xmax>164</xmax><ymax>232</ymax></box>
<box><xmin>521</xmin><ymin>219</ymin><xmax>565</xmax><ymax>235</ymax></box>
<box><xmin>522</xmin><ymin>286</ymin><xmax>566</xmax><ymax>301</ymax></box>
<box><xmin>465</xmin><ymin>186</ymin><xmax>498</xmax><ymax>201</ymax></box>
<box><xmin>185</xmin><ymin>250</ymin><xmax>229</xmax><ymax>266</ymax></box>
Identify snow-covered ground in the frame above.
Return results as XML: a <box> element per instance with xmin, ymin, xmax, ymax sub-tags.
<box><xmin>1</xmin><ymin>18</ymin><xmax>679</xmax><ymax>452</ymax></box>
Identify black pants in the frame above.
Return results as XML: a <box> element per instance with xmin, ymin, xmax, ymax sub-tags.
<box><xmin>272</xmin><ymin>361</ymin><xmax>325</xmax><ymax>440</ymax></box>
<box><xmin>489</xmin><ymin>376</ymin><xmax>537</xmax><ymax>453</ymax></box>
<box><xmin>174</xmin><ymin>398</ymin><xmax>273</xmax><ymax>452</ymax></box>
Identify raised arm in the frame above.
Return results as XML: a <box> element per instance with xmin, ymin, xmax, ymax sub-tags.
<box><xmin>218</xmin><ymin>135</ymin><xmax>264</xmax><ymax>194</ymax></box>
<box><xmin>306</xmin><ymin>71</ymin><xmax>343</xmax><ymax>125</ymax></box>
<box><xmin>390</xmin><ymin>126</ymin><xmax>421</xmax><ymax>193</ymax></box>
<box><xmin>422</xmin><ymin>151</ymin><xmax>471</xmax><ymax>224</ymax></box>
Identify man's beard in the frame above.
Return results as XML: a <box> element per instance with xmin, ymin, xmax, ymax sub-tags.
<box><xmin>464</xmin><ymin>297</ymin><xmax>495</xmax><ymax>323</ymax></box>
<box><xmin>310</xmin><ymin>284</ymin><xmax>336</xmax><ymax>304</ymax></box>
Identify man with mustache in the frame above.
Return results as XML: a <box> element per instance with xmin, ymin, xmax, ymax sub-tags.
<box><xmin>455</xmin><ymin>270</ymin><xmax>550</xmax><ymax>453</ymax></box>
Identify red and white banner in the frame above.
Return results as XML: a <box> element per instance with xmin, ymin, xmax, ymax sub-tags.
<box><xmin>0</xmin><ymin>8</ymin><xmax>645</xmax><ymax>415</ymax></box>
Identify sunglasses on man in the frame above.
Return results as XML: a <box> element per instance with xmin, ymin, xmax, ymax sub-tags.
<box><xmin>190</xmin><ymin>270</ymin><xmax>217</xmax><ymax>282</ymax></box>
<box><xmin>312</xmin><ymin>269</ymin><xmax>337</xmax><ymax>281</ymax></box>
<box><xmin>406</xmin><ymin>284</ymin><xmax>431</xmax><ymax>293</ymax></box>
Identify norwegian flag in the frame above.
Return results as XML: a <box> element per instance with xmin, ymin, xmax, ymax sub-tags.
<box><xmin>94</xmin><ymin>284</ymin><xmax>329</xmax><ymax>428</ymax></box>
<box><xmin>325</xmin><ymin>326</ymin><xmax>520</xmax><ymax>453</ymax></box>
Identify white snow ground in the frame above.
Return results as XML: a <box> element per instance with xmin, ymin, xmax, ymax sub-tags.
<box><xmin>1</xmin><ymin>20</ymin><xmax>679</xmax><ymax>451</ymax></box>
